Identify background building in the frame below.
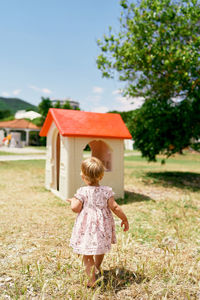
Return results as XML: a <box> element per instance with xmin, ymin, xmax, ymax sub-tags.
<box><xmin>15</xmin><ymin>110</ymin><xmax>41</xmax><ymax>120</ymax></box>
<box><xmin>50</xmin><ymin>98</ymin><xmax>80</xmax><ymax>109</ymax></box>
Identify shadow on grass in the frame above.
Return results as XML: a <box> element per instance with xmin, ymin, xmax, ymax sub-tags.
<box><xmin>98</xmin><ymin>267</ymin><xmax>148</xmax><ymax>291</ymax></box>
<box><xmin>146</xmin><ymin>171</ymin><xmax>200</xmax><ymax>191</ymax></box>
<box><xmin>116</xmin><ymin>191</ymin><xmax>154</xmax><ymax>205</ymax></box>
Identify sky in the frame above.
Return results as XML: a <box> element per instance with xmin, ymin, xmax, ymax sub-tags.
<box><xmin>0</xmin><ymin>0</ymin><xmax>142</xmax><ymax>113</ymax></box>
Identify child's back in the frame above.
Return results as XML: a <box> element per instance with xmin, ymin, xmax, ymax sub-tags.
<box><xmin>67</xmin><ymin>157</ymin><xmax>129</xmax><ymax>287</ymax></box>
<box><xmin>70</xmin><ymin>185</ymin><xmax>116</xmax><ymax>255</ymax></box>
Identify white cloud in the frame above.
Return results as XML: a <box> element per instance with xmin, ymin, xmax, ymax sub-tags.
<box><xmin>92</xmin><ymin>86</ymin><xmax>104</xmax><ymax>94</ymax></box>
<box><xmin>13</xmin><ymin>89</ymin><xmax>21</xmax><ymax>95</ymax></box>
<box><xmin>42</xmin><ymin>88</ymin><xmax>52</xmax><ymax>94</ymax></box>
<box><xmin>115</xmin><ymin>96</ymin><xmax>144</xmax><ymax>111</ymax></box>
<box><xmin>92</xmin><ymin>106</ymin><xmax>109</xmax><ymax>113</ymax></box>
<box><xmin>111</xmin><ymin>88</ymin><xmax>145</xmax><ymax>111</ymax></box>
<box><xmin>29</xmin><ymin>85</ymin><xmax>52</xmax><ymax>94</ymax></box>
<box><xmin>29</xmin><ymin>85</ymin><xmax>39</xmax><ymax>91</ymax></box>
<box><xmin>2</xmin><ymin>92</ymin><xmax>10</xmax><ymax>97</ymax></box>
<box><xmin>112</xmin><ymin>89</ymin><xmax>122</xmax><ymax>95</ymax></box>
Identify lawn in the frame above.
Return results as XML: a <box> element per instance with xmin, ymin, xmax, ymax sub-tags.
<box><xmin>0</xmin><ymin>151</ymin><xmax>19</xmax><ymax>156</ymax></box>
<box><xmin>0</xmin><ymin>146</ymin><xmax>46</xmax><ymax>156</ymax></box>
<box><xmin>0</xmin><ymin>152</ymin><xmax>200</xmax><ymax>299</ymax></box>
<box><xmin>0</xmin><ymin>152</ymin><xmax>45</xmax><ymax>156</ymax></box>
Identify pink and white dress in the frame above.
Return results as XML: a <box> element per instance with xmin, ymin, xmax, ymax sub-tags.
<box><xmin>70</xmin><ymin>185</ymin><xmax>117</xmax><ymax>255</ymax></box>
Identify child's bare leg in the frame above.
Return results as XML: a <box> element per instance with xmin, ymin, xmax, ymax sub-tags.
<box><xmin>83</xmin><ymin>255</ymin><xmax>96</xmax><ymax>286</ymax></box>
<box><xmin>95</xmin><ymin>254</ymin><xmax>104</xmax><ymax>272</ymax></box>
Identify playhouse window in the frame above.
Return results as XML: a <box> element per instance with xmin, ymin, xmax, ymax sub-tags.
<box><xmin>84</xmin><ymin>140</ymin><xmax>112</xmax><ymax>172</ymax></box>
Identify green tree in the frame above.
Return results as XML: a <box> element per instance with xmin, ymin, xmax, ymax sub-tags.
<box><xmin>97</xmin><ymin>0</ymin><xmax>200</xmax><ymax>161</ymax></box>
<box><xmin>38</xmin><ymin>97</ymin><xmax>52</xmax><ymax>119</ymax></box>
<box><xmin>62</xmin><ymin>100</ymin><xmax>72</xmax><ymax>109</ymax></box>
<box><xmin>37</xmin><ymin>97</ymin><xmax>53</xmax><ymax>146</ymax></box>
<box><xmin>109</xmin><ymin>110</ymin><xmax>136</xmax><ymax>125</ymax></box>
<box><xmin>0</xmin><ymin>110</ymin><xmax>12</xmax><ymax>120</ymax></box>
<box><xmin>54</xmin><ymin>101</ymin><xmax>62</xmax><ymax>108</ymax></box>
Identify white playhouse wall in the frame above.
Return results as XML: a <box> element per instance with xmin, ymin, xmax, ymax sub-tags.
<box><xmin>45</xmin><ymin>122</ymin><xmax>125</xmax><ymax>200</ymax></box>
<box><xmin>45</xmin><ymin>122</ymin><xmax>60</xmax><ymax>193</ymax></box>
<box><xmin>70</xmin><ymin>136</ymin><xmax>124</xmax><ymax>199</ymax></box>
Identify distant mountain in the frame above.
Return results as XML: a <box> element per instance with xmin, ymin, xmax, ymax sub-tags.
<box><xmin>0</xmin><ymin>97</ymin><xmax>38</xmax><ymax>114</ymax></box>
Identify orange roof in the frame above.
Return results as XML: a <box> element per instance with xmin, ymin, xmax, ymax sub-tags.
<box><xmin>0</xmin><ymin>119</ymin><xmax>40</xmax><ymax>130</ymax></box>
<box><xmin>40</xmin><ymin>108</ymin><xmax>132</xmax><ymax>139</ymax></box>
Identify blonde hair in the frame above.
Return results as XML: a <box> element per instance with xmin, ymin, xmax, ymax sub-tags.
<box><xmin>81</xmin><ymin>157</ymin><xmax>104</xmax><ymax>185</ymax></box>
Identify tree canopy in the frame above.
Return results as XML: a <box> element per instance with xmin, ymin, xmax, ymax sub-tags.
<box><xmin>0</xmin><ymin>110</ymin><xmax>12</xmax><ymax>120</ymax></box>
<box><xmin>97</xmin><ymin>0</ymin><xmax>200</xmax><ymax>161</ymax></box>
<box><xmin>38</xmin><ymin>97</ymin><xmax>52</xmax><ymax>120</ymax></box>
<box><xmin>38</xmin><ymin>97</ymin><xmax>75</xmax><ymax>121</ymax></box>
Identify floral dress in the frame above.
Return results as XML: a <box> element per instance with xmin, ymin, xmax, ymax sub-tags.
<box><xmin>69</xmin><ymin>185</ymin><xmax>117</xmax><ymax>255</ymax></box>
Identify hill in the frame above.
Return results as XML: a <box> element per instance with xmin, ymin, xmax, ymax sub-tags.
<box><xmin>0</xmin><ymin>97</ymin><xmax>38</xmax><ymax>114</ymax></box>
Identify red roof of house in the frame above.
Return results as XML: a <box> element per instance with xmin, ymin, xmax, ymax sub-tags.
<box><xmin>40</xmin><ymin>108</ymin><xmax>132</xmax><ymax>139</ymax></box>
<box><xmin>0</xmin><ymin>119</ymin><xmax>40</xmax><ymax>130</ymax></box>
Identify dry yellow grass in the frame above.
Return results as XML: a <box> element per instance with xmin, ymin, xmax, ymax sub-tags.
<box><xmin>0</xmin><ymin>153</ymin><xmax>200</xmax><ymax>299</ymax></box>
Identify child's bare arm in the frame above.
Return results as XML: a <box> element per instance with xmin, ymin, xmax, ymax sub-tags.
<box><xmin>66</xmin><ymin>197</ymin><xmax>83</xmax><ymax>213</ymax></box>
<box><xmin>108</xmin><ymin>197</ymin><xmax>129</xmax><ymax>231</ymax></box>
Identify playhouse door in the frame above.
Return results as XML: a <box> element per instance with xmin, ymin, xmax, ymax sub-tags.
<box><xmin>56</xmin><ymin>133</ymin><xmax>60</xmax><ymax>191</ymax></box>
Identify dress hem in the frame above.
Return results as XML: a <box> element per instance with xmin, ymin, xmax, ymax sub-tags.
<box><xmin>70</xmin><ymin>244</ymin><xmax>116</xmax><ymax>255</ymax></box>
<box><xmin>71</xmin><ymin>247</ymin><xmax>110</xmax><ymax>255</ymax></box>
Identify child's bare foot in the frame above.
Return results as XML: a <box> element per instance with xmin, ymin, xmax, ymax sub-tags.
<box><xmin>95</xmin><ymin>266</ymin><xmax>103</xmax><ymax>278</ymax></box>
<box><xmin>87</xmin><ymin>279</ymin><xmax>96</xmax><ymax>288</ymax></box>
<box><xmin>95</xmin><ymin>266</ymin><xmax>101</xmax><ymax>273</ymax></box>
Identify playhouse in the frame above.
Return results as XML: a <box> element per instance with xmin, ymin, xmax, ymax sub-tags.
<box><xmin>40</xmin><ymin>108</ymin><xmax>132</xmax><ymax>199</ymax></box>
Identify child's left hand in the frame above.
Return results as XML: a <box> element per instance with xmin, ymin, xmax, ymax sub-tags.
<box><xmin>121</xmin><ymin>219</ymin><xmax>129</xmax><ymax>232</ymax></box>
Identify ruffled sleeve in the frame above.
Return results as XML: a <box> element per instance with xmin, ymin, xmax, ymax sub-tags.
<box><xmin>74</xmin><ymin>187</ymin><xmax>85</xmax><ymax>203</ymax></box>
<box><xmin>103</xmin><ymin>186</ymin><xmax>115</xmax><ymax>200</ymax></box>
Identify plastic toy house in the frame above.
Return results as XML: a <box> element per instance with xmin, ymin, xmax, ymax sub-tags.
<box><xmin>40</xmin><ymin>108</ymin><xmax>132</xmax><ymax>199</ymax></box>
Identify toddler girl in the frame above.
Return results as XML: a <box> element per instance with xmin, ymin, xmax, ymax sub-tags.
<box><xmin>67</xmin><ymin>157</ymin><xmax>129</xmax><ymax>287</ymax></box>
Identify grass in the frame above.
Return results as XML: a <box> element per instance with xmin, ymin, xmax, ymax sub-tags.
<box><xmin>27</xmin><ymin>146</ymin><xmax>46</xmax><ymax>151</ymax></box>
<box><xmin>0</xmin><ymin>151</ymin><xmax>19</xmax><ymax>155</ymax></box>
<box><xmin>0</xmin><ymin>152</ymin><xmax>200</xmax><ymax>299</ymax></box>
<box><xmin>0</xmin><ymin>151</ymin><xmax>45</xmax><ymax>156</ymax></box>
<box><xmin>0</xmin><ymin>146</ymin><xmax>46</xmax><ymax>156</ymax></box>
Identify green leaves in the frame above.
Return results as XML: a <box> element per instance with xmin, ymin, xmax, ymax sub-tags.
<box><xmin>97</xmin><ymin>0</ymin><xmax>200</xmax><ymax>161</ymax></box>
<box><xmin>120</xmin><ymin>0</ymin><xmax>128</xmax><ymax>9</ymax></box>
<box><xmin>38</xmin><ymin>97</ymin><xmax>52</xmax><ymax>118</ymax></box>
